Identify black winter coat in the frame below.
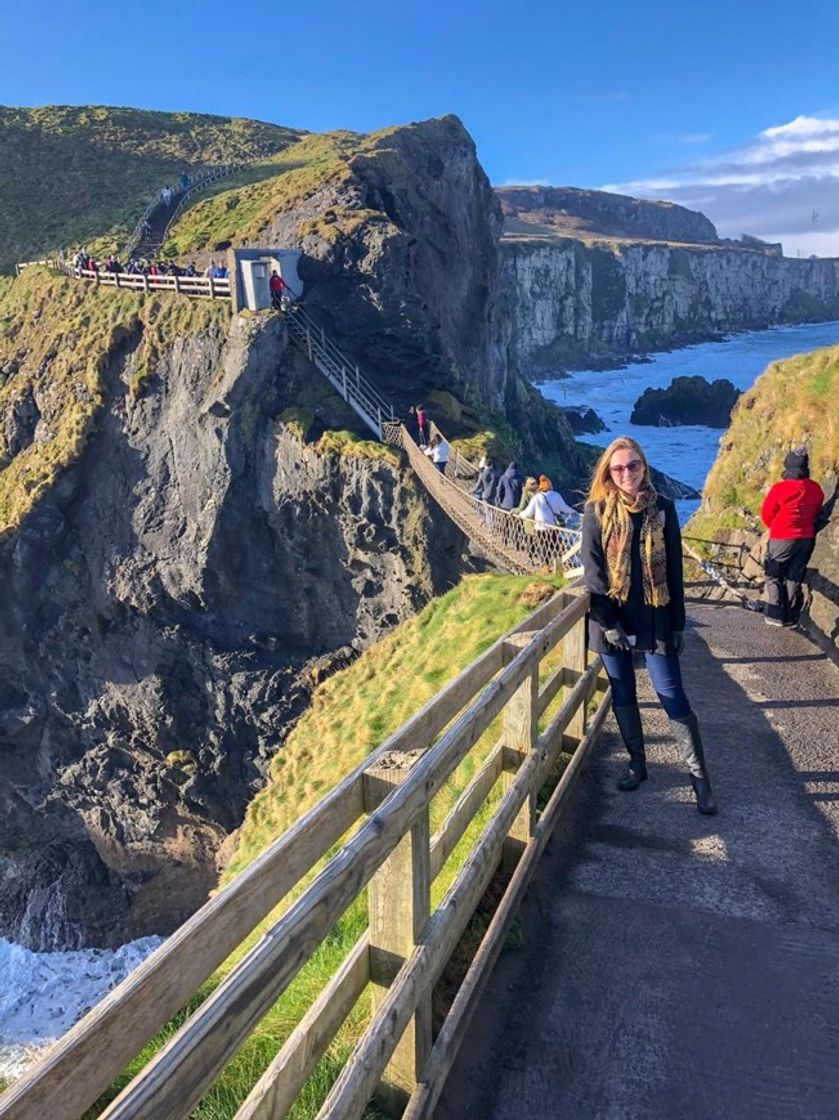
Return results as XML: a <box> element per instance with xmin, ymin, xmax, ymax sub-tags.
<box><xmin>581</xmin><ymin>496</ymin><xmax>686</xmax><ymax>655</ymax></box>
<box><xmin>496</xmin><ymin>464</ymin><xmax>524</xmax><ymax>510</ymax></box>
<box><xmin>473</xmin><ymin>466</ymin><xmax>500</xmax><ymax>504</ymax></box>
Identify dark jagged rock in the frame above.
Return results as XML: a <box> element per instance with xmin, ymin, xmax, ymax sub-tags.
<box><xmin>559</xmin><ymin>406</ymin><xmax>607</xmax><ymax>435</ymax></box>
<box><xmin>0</xmin><ymin>308</ymin><xmax>467</xmax><ymax>949</ymax></box>
<box><xmin>630</xmin><ymin>376</ymin><xmax>741</xmax><ymax>428</ymax></box>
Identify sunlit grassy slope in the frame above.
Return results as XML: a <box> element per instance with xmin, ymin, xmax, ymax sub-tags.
<box><xmin>88</xmin><ymin>573</ymin><xmax>565</xmax><ymax>1120</ymax></box>
<box><xmin>0</xmin><ymin>267</ymin><xmax>229</xmax><ymax>537</ymax></box>
<box><xmin>690</xmin><ymin>344</ymin><xmax>839</xmax><ymax>537</ymax></box>
<box><xmin>0</xmin><ymin>105</ymin><xmax>302</xmax><ymax>272</ymax></box>
<box><xmin>160</xmin><ymin>129</ymin><xmax>384</xmax><ymax>258</ymax></box>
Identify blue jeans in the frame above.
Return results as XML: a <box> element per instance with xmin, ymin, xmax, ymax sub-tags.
<box><xmin>600</xmin><ymin>650</ymin><xmax>692</xmax><ymax>720</ymax></box>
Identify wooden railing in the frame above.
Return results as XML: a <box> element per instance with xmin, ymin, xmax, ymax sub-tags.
<box><xmin>0</xmin><ymin>588</ymin><xmax>610</xmax><ymax>1120</ymax></box>
<box><xmin>16</xmin><ymin>258</ymin><xmax>231</xmax><ymax>300</ymax></box>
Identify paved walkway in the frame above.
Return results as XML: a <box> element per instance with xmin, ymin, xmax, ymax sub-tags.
<box><xmin>437</xmin><ymin>600</ymin><xmax>839</xmax><ymax>1120</ymax></box>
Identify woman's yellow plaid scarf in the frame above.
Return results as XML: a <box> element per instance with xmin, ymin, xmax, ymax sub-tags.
<box><xmin>599</xmin><ymin>486</ymin><xmax>670</xmax><ymax>607</ymax></box>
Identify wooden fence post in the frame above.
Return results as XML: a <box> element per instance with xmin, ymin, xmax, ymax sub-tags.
<box><xmin>501</xmin><ymin>632</ymin><xmax>539</xmax><ymax>868</ymax></box>
<box><xmin>562</xmin><ymin>595</ymin><xmax>587</xmax><ymax>751</ymax></box>
<box><xmin>363</xmin><ymin>749</ymin><xmax>431</xmax><ymax>1117</ymax></box>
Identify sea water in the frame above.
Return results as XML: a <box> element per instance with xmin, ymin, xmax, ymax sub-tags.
<box><xmin>0</xmin><ymin>934</ymin><xmax>162</xmax><ymax>1080</ymax></box>
<box><xmin>538</xmin><ymin>320</ymin><xmax>839</xmax><ymax>520</ymax></box>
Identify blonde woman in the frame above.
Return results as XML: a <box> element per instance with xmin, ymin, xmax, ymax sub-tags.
<box><xmin>581</xmin><ymin>436</ymin><xmax>717</xmax><ymax>814</ymax></box>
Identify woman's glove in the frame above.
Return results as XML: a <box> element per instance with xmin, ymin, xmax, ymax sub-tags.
<box><xmin>672</xmin><ymin>631</ymin><xmax>685</xmax><ymax>656</ymax></box>
<box><xmin>603</xmin><ymin>625</ymin><xmax>632</xmax><ymax>651</ymax></box>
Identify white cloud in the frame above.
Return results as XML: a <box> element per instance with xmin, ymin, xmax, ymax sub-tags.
<box><xmin>499</xmin><ymin>178</ymin><xmax>550</xmax><ymax>187</ymax></box>
<box><xmin>603</xmin><ymin>114</ymin><xmax>839</xmax><ymax>257</ymax></box>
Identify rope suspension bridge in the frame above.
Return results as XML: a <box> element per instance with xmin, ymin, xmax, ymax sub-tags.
<box><xmin>15</xmin><ymin>256</ymin><xmax>584</xmax><ymax>577</ymax></box>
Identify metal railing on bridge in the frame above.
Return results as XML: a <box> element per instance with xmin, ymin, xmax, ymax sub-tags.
<box><xmin>284</xmin><ymin>304</ymin><xmax>398</xmax><ymax>439</ymax></box>
<box><xmin>0</xmin><ymin>589</ymin><xmax>610</xmax><ymax>1120</ymax></box>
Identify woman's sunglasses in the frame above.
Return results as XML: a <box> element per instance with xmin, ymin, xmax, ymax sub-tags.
<box><xmin>609</xmin><ymin>460</ymin><xmax>643</xmax><ymax>476</ymax></box>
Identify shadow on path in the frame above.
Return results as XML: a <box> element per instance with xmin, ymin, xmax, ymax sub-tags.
<box><xmin>436</xmin><ymin>604</ymin><xmax>839</xmax><ymax>1120</ymax></box>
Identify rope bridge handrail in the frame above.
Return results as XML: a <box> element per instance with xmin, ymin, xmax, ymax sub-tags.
<box><xmin>383</xmin><ymin>423</ymin><xmax>583</xmax><ymax>577</ymax></box>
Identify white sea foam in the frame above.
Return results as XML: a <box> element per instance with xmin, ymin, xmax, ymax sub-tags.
<box><xmin>0</xmin><ymin>935</ymin><xmax>162</xmax><ymax>1080</ymax></box>
<box><xmin>539</xmin><ymin>319</ymin><xmax>839</xmax><ymax>520</ymax></box>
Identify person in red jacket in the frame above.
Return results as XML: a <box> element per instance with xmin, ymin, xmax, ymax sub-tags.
<box><xmin>761</xmin><ymin>448</ymin><xmax>824</xmax><ymax>626</ymax></box>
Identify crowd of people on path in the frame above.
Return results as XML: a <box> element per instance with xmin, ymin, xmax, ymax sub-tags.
<box><xmin>474</xmin><ymin>460</ymin><xmax>578</xmax><ymax>530</ymax></box>
<box><xmin>70</xmin><ymin>249</ymin><xmax>228</xmax><ymax>283</ymax></box>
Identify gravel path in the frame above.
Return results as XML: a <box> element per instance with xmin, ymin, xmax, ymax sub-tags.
<box><xmin>436</xmin><ymin>600</ymin><xmax>839</xmax><ymax>1120</ymax></box>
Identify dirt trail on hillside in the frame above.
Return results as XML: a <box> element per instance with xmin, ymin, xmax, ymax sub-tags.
<box><xmin>437</xmin><ymin>599</ymin><xmax>839</xmax><ymax>1120</ymax></box>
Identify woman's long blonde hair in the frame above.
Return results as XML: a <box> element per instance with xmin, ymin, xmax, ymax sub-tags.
<box><xmin>587</xmin><ymin>436</ymin><xmax>651</xmax><ymax>504</ymax></box>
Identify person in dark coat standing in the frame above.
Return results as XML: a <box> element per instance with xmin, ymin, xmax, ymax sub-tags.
<box><xmin>472</xmin><ymin>459</ymin><xmax>500</xmax><ymax>505</ymax></box>
<box><xmin>496</xmin><ymin>462</ymin><xmax>524</xmax><ymax>510</ymax></box>
<box><xmin>581</xmin><ymin>435</ymin><xmax>717</xmax><ymax>814</ymax></box>
<box><xmin>761</xmin><ymin>448</ymin><xmax>824</xmax><ymax>627</ymax></box>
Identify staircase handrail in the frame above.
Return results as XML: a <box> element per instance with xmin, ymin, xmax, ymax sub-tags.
<box><xmin>284</xmin><ymin>304</ymin><xmax>399</xmax><ymax>437</ymax></box>
<box><xmin>123</xmin><ymin>163</ymin><xmax>241</xmax><ymax>261</ymax></box>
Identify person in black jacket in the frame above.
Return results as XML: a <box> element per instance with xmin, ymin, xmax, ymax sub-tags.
<box><xmin>496</xmin><ymin>462</ymin><xmax>524</xmax><ymax>510</ymax></box>
<box><xmin>581</xmin><ymin>435</ymin><xmax>717</xmax><ymax>814</ymax></box>
<box><xmin>472</xmin><ymin>459</ymin><xmax>500</xmax><ymax>505</ymax></box>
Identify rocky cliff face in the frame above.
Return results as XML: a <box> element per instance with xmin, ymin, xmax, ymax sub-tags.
<box><xmin>171</xmin><ymin>116</ymin><xmax>589</xmax><ymax>479</ymax></box>
<box><xmin>0</xmin><ymin>280</ymin><xmax>465</xmax><ymax>950</ymax></box>
<box><xmin>504</xmin><ymin>237</ymin><xmax>839</xmax><ymax>374</ymax></box>
<box><xmin>497</xmin><ymin>186</ymin><xmax>719</xmax><ymax>243</ymax></box>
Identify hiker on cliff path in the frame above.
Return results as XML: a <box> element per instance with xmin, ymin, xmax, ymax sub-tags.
<box><xmin>415</xmin><ymin>405</ymin><xmax>428</xmax><ymax>447</ymax></box>
<box><xmin>270</xmin><ymin>270</ymin><xmax>288</xmax><ymax>309</ymax></box>
<box><xmin>581</xmin><ymin>435</ymin><xmax>717</xmax><ymax>815</ymax></box>
<box><xmin>473</xmin><ymin>460</ymin><xmax>500</xmax><ymax>505</ymax></box>
<box><xmin>761</xmin><ymin>448</ymin><xmax>824</xmax><ymax>627</ymax></box>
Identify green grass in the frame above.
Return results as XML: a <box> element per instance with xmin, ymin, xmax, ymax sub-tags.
<box><xmin>689</xmin><ymin>344</ymin><xmax>839</xmax><ymax>541</ymax></box>
<box><xmin>0</xmin><ymin>267</ymin><xmax>229</xmax><ymax>537</ymax></box>
<box><xmin>0</xmin><ymin>105</ymin><xmax>303</xmax><ymax>273</ymax></box>
<box><xmin>82</xmin><ymin>573</ymin><xmax>567</xmax><ymax>1119</ymax></box>
<box><xmin>160</xmin><ymin>131</ymin><xmax>368</xmax><ymax>258</ymax></box>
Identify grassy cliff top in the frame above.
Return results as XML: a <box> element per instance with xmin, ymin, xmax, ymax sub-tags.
<box><xmin>161</xmin><ymin>115</ymin><xmax>471</xmax><ymax>258</ymax></box>
<box><xmin>0</xmin><ymin>104</ymin><xmax>303</xmax><ymax>273</ymax></box>
<box><xmin>160</xmin><ymin>129</ymin><xmax>365</xmax><ymax>257</ymax></box>
<box><xmin>0</xmin><ymin>266</ymin><xmax>229</xmax><ymax>536</ymax></box>
<box><xmin>690</xmin><ymin>344</ymin><xmax>839</xmax><ymax>537</ymax></box>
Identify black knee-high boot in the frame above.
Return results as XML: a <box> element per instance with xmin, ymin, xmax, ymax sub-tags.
<box><xmin>614</xmin><ymin>705</ymin><xmax>647</xmax><ymax>791</ymax></box>
<box><xmin>668</xmin><ymin>713</ymin><xmax>718</xmax><ymax>815</ymax></box>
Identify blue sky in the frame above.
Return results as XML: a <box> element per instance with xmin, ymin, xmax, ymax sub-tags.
<box><xmin>3</xmin><ymin>0</ymin><xmax>839</xmax><ymax>254</ymax></box>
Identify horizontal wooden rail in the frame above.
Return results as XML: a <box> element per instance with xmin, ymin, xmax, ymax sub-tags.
<box><xmin>1</xmin><ymin>587</ymin><xmax>612</xmax><ymax>1120</ymax></box>
<box><xmin>402</xmin><ymin>677</ymin><xmax>612</xmax><ymax>1119</ymax></box>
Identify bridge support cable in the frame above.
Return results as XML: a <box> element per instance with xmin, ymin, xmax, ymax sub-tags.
<box><xmin>281</xmin><ymin>307</ymin><xmax>583</xmax><ymax>576</ymax></box>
